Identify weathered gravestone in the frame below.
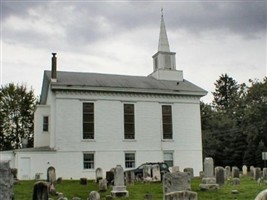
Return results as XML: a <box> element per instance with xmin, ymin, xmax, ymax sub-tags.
<box><xmin>254</xmin><ymin>167</ymin><xmax>261</xmax><ymax>181</ymax></box>
<box><xmin>184</xmin><ymin>168</ymin><xmax>194</xmax><ymax>180</ymax></box>
<box><xmin>199</xmin><ymin>157</ymin><xmax>219</xmax><ymax>191</ymax></box>
<box><xmin>250</xmin><ymin>166</ymin><xmax>255</xmax><ymax>178</ymax></box>
<box><xmin>106</xmin><ymin>170</ymin><xmax>114</xmax><ymax>186</ymax></box>
<box><xmin>242</xmin><ymin>165</ymin><xmax>248</xmax><ymax>176</ymax></box>
<box><xmin>172</xmin><ymin>166</ymin><xmax>180</xmax><ymax>173</ymax></box>
<box><xmin>99</xmin><ymin>179</ymin><xmax>108</xmax><ymax>192</ymax></box>
<box><xmin>111</xmin><ymin>165</ymin><xmax>129</xmax><ymax>198</ymax></box>
<box><xmin>232</xmin><ymin>166</ymin><xmax>240</xmax><ymax>185</ymax></box>
<box><xmin>80</xmin><ymin>178</ymin><xmax>88</xmax><ymax>185</ymax></box>
<box><xmin>32</xmin><ymin>181</ymin><xmax>49</xmax><ymax>200</ymax></box>
<box><xmin>0</xmin><ymin>161</ymin><xmax>13</xmax><ymax>200</ymax></box>
<box><xmin>152</xmin><ymin>164</ymin><xmax>161</xmax><ymax>182</ymax></box>
<box><xmin>225</xmin><ymin>166</ymin><xmax>231</xmax><ymax>180</ymax></box>
<box><xmin>254</xmin><ymin>189</ymin><xmax>267</xmax><ymax>200</ymax></box>
<box><xmin>95</xmin><ymin>168</ymin><xmax>103</xmax><ymax>183</ymax></box>
<box><xmin>215</xmin><ymin>166</ymin><xmax>225</xmax><ymax>186</ymax></box>
<box><xmin>47</xmin><ymin>166</ymin><xmax>56</xmax><ymax>185</ymax></box>
<box><xmin>88</xmin><ymin>191</ymin><xmax>100</xmax><ymax>200</ymax></box>
<box><xmin>163</xmin><ymin>171</ymin><xmax>197</xmax><ymax>200</ymax></box>
<box><xmin>143</xmin><ymin>164</ymin><xmax>152</xmax><ymax>181</ymax></box>
<box><xmin>125</xmin><ymin>170</ymin><xmax>135</xmax><ymax>184</ymax></box>
<box><xmin>232</xmin><ymin>167</ymin><xmax>240</xmax><ymax>178</ymax></box>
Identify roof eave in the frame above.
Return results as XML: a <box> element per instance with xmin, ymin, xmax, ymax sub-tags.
<box><xmin>51</xmin><ymin>85</ymin><xmax>207</xmax><ymax>97</ymax></box>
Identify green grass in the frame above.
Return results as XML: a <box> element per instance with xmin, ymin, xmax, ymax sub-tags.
<box><xmin>14</xmin><ymin>176</ymin><xmax>266</xmax><ymax>200</ymax></box>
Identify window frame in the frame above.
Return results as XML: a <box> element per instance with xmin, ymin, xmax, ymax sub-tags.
<box><xmin>163</xmin><ymin>151</ymin><xmax>174</xmax><ymax>167</ymax></box>
<box><xmin>125</xmin><ymin>152</ymin><xmax>136</xmax><ymax>169</ymax></box>
<box><xmin>82</xmin><ymin>102</ymin><xmax>94</xmax><ymax>140</ymax></box>
<box><xmin>43</xmin><ymin>116</ymin><xmax>49</xmax><ymax>132</ymax></box>
<box><xmin>124</xmin><ymin>104</ymin><xmax>135</xmax><ymax>140</ymax></box>
<box><xmin>83</xmin><ymin>152</ymin><xmax>95</xmax><ymax>170</ymax></box>
<box><xmin>162</xmin><ymin>105</ymin><xmax>173</xmax><ymax>139</ymax></box>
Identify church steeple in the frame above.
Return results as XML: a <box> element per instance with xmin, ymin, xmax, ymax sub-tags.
<box><xmin>158</xmin><ymin>10</ymin><xmax>170</xmax><ymax>52</ymax></box>
<box><xmin>149</xmin><ymin>10</ymin><xmax>183</xmax><ymax>81</ymax></box>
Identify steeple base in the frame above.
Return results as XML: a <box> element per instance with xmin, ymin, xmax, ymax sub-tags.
<box><xmin>149</xmin><ymin>69</ymin><xmax>183</xmax><ymax>81</ymax></box>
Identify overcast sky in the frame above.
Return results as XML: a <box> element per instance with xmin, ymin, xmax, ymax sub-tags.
<box><xmin>1</xmin><ymin>0</ymin><xmax>266</xmax><ymax>103</ymax></box>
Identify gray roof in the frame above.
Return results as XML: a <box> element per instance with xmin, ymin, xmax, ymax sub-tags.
<box><xmin>40</xmin><ymin>70</ymin><xmax>207</xmax><ymax>104</ymax></box>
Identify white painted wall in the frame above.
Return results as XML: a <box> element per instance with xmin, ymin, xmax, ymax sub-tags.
<box><xmin>34</xmin><ymin>105</ymin><xmax>50</xmax><ymax>147</ymax></box>
<box><xmin>27</xmin><ymin>88</ymin><xmax>204</xmax><ymax>180</ymax></box>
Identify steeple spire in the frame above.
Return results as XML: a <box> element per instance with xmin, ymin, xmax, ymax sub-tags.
<box><xmin>150</xmin><ymin>9</ymin><xmax>183</xmax><ymax>81</ymax></box>
<box><xmin>158</xmin><ymin>8</ymin><xmax>170</xmax><ymax>52</ymax></box>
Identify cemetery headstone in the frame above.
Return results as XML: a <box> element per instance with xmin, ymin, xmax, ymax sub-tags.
<box><xmin>32</xmin><ymin>181</ymin><xmax>49</xmax><ymax>200</ymax></box>
<box><xmin>242</xmin><ymin>165</ymin><xmax>248</xmax><ymax>176</ymax></box>
<box><xmin>199</xmin><ymin>157</ymin><xmax>219</xmax><ymax>191</ymax></box>
<box><xmin>47</xmin><ymin>166</ymin><xmax>56</xmax><ymax>185</ymax></box>
<box><xmin>255</xmin><ymin>189</ymin><xmax>267</xmax><ymax>200</ymax></box>
<box><xmin>80</xmin><ymin>178</ymin><xmax>87</xmax><ymax>185</ymax></box>
<box><xmin>232</xmin><ymin>167</ymin><xmax>240</xmax><ymax>178</ymax></box>
<box><xmin>95</xmin><ymin>168</ymin><xmax>103</xmax><ymax>183</ymax></box>
<box><xmin>99</xmin><ymin>179</ymin><xmax>108</xmax><ymax>192</ymax></box>
<box><xmin>250</xmin><ymin>166</ymin><xmax>255</xmax><ymax>178</ymax></box>
<box><xmin>88</xmin><ymin>191</ymin><xmax>100</xmax><ymax>200</ymax></box>
<box><xmin>152</xmin><ymin>164</ymin><xmax>161</xmax><ymax>182</ymax></box>
<box><xmin>231</xmin><ymin>166</ymin><xmax>240</xmax><ymax>185</ymax></box>
<box><xmin>184</xmin><ymin>168</ymin><xmax>194</xmax><ymax>180</ymax></box>
<box><xmin>225</xmin><ymin>166</ymin><xmax>231</xmax><ymax>179</ymax></box>
<box><xmin>0</xmin><ymin>161</ymin><xmax>14</xmax><ymax>200</ymax></box>
<box><xmin>163</xmin><ymin>171</ymin><xmax>197</xmax><ymax>200</ymax></box>
<box><xmin>111</xmin><ymin>165</ymin><xmax>129</xmax><ymax>198</ymax></box>
<box><xmin>125</xmin><ymin>170</ymin><xmax>135</xmax><ymax>184</ymax></box>
<box><xmin>106</xmin><ymin>170</ymin><xmax>114</xmax><ymax>186</ymax></box>
<box><xmin>232</xmin><ymin>178</ymin><xmax>240</xmax><ymax>185</ymax></box>
<box><xmin>215</xmin><ymin>166</ymin><xmax>225</xmax><ymax>186</ymax></box>
<box><xmin>254</xmin><ymin>167</ymin><xmax>261</xmax><ymax>181</ymax></box>
<box><xmin>143</xmin><ymin>164</ymin><xmax>152</xmax><ymax>181</ymax></box>
<box><xmin>172</xmin><ymin>166</ymin><xmax>180</xmax><ymax>173</ymax></box>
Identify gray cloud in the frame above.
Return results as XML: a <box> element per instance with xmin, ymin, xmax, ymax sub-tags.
<box><xmin>3</xmin><ymin>1</ymin><xmax>266</xmax><ymax>49</ymax></box>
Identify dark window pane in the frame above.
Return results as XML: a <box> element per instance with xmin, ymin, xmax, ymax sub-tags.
<box><xmin>84</xmin><ymin>153</ymin><xmax>94</xmax><ymax>169</ymax></box>
<box><xmin>43</xmin><ymin>116</ymin><xmax>49</xmax><ymax>132</ymax></box>
<box><xmin>124</xmin><ymin>104</ymin><xmax>134</xmax><ymax>113</ymax></box>
<box><xmin>124</xmin><ymin>115</ymin><xmax>134</xmax><ymax>123</ymax></box>
<box><xmin>83</xmin><ymin>103</ymin><xmax>94</xmax><ymax>112</ymax></box>
<box><xmin>124</xmin><ymin>104</ymin><xmax>135</xmax><ymax>139</ymax></box>
<box><xmin>83</xmin><ymin>103</ymin><xmax>94</xmax><ymax>139</ymax></box>
<box><xmin>162</xmin><ymin>105</ymin><xmax>172</xmax><ymax>139</ymax></box>
<box><xmin>83</xmin><ymin>114</ymin><xmax>94</xmax><ymax>122</ymax></box>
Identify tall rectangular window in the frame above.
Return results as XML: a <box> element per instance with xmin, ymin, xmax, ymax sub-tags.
<box><xmin>83</xmin><ymin>103</ymin><xmax>94</xmax><ymax>139</ymax></box>
<box><xmin>43</xmin><ymin>116</ymin><xmax>49</xmax><ymax>132</ymax></box>
<box><xmin>162</xmin><ymin>105</ymin><xmax>173</xmax><ymax>139</ymax></box>
<box><xmin>83</xmin><ymin>153</ymin><xmax>94</xmax><ymax>169</ymax></box>
<box><xmin>125</xmin><ymin>153</ymin><xmax>135</xmax><ymax>168</ymax></box>
<box><xmin>124</xmin><ymin>104</ymin><xmax>135</xmax><ymax>139</ymax></box>
<box><xmin>164</xmin><ymin>152</ymin><xmax>173</xmax><ymax>167</ymax></box>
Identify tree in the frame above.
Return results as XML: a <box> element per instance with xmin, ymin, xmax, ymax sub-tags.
<box><xmin>203</xmin><ymin>74</ymin><xmax>247</xmax><ymax>168</ymax></box>
<box><xmin>242</xmin><ymin>78</ymin><xmax>267</xmax><ymax>167</ymax></box>
<box><xmin>212</xmin><ymin>73</ymin><xmax>240</xmax><ymax>112</ymax></box>
<box><xmin>0</xmin><ymin>83</ymin><xmax>37</xmax><ymax>150</ymax></box>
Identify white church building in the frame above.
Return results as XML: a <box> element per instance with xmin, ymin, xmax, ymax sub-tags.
<box><xmin>1</xmin><ymin>14</ymin><xmax>207</xmax><ymax>180</ymax></box>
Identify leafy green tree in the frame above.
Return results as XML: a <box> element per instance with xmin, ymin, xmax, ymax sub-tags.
<box><xmin>242</xmin><ymin>78</ymin><xmax>267</xmax><ymax>167</ymax></box>
<box><xmin>0</xmin><ymin>83</ymin><xmax>37</xmax><ymax>150</ymax></box>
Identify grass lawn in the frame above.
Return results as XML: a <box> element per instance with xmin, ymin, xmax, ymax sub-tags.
<box><xmin>14</xmin><ymin>176</ymin><xmax>266</xmax><ymax>200</ymax></box>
